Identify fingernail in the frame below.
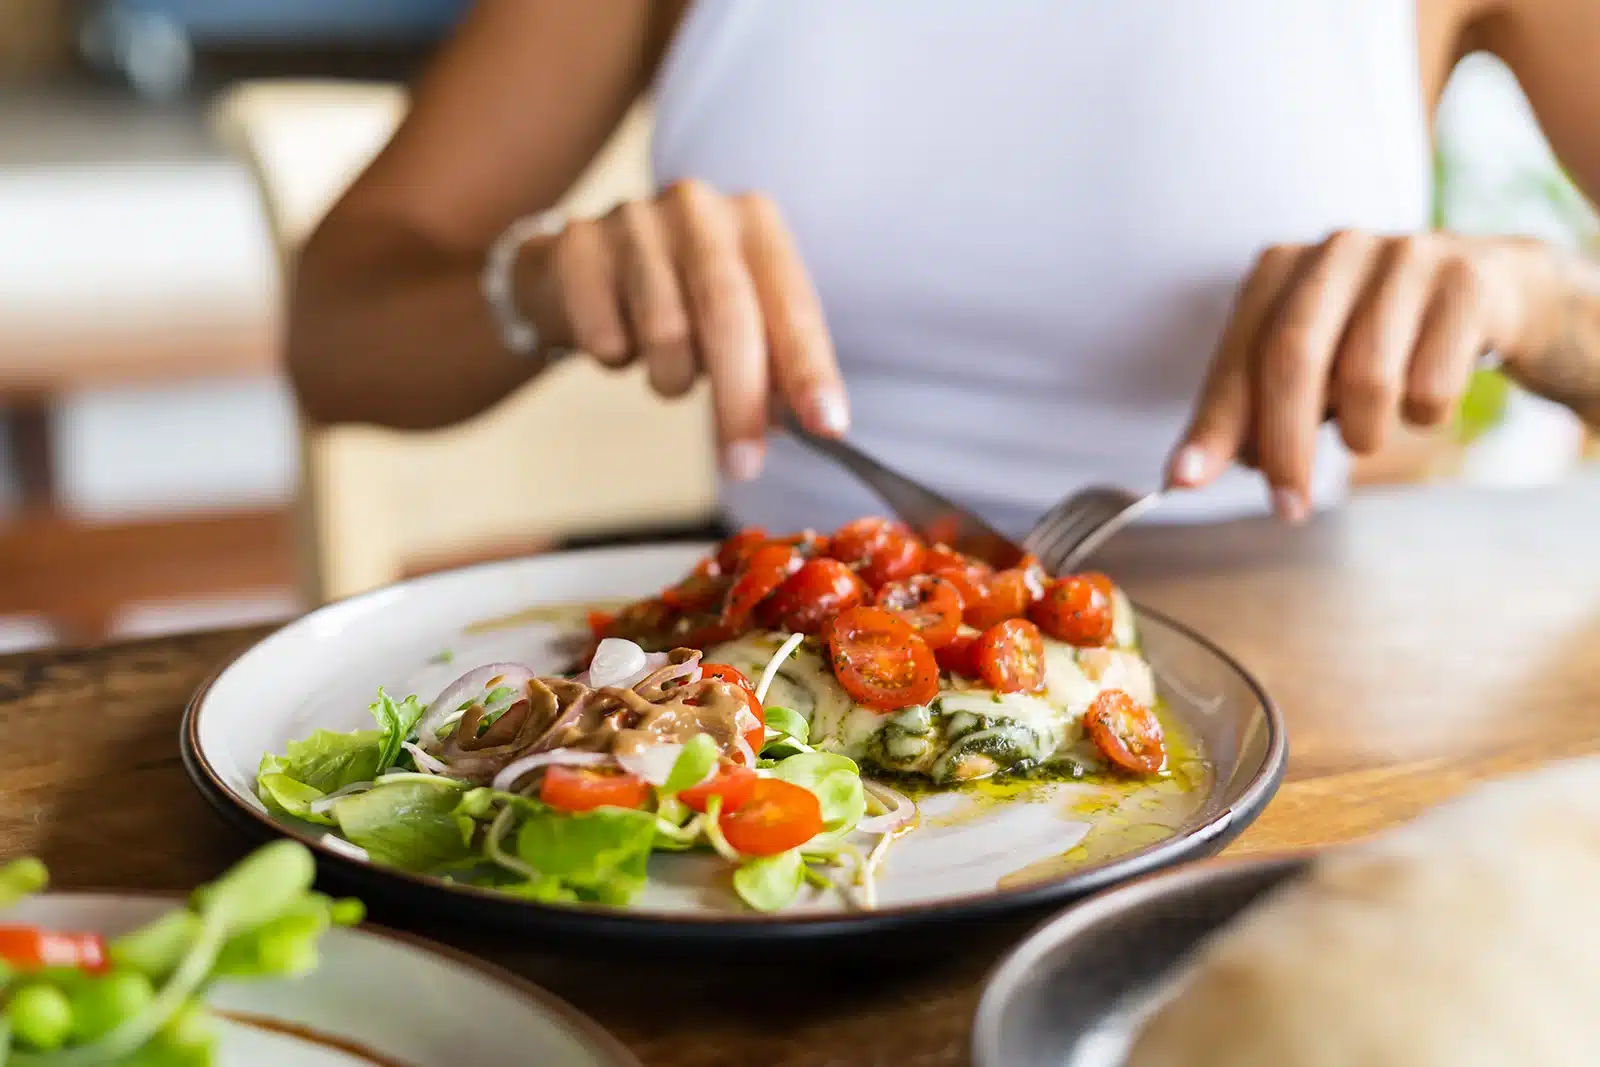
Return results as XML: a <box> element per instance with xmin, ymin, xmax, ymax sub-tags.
<box><xmin>724</xmin><ymin>440</ymin><xmax>765</xmax><ymax>482</ymax></box>
<box><xmin>1272</xmin><ymin>488</ymin><xmax>1309</xmax><ymax>525</ymax></box>
<box><xmin>1171</xmin><ymin>445</ymin><xmax>1209</xmax><ymax>487</ymax></box>
<box><xmin>810</xmin><ymin>388</ymin><xmax>850</xmax><ymax>436</ymax></box>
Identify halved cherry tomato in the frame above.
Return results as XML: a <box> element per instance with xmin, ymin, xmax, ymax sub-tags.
<box><xmin>661</xmin><ymin>557</ymin><xmax>727</xmax><ymax>613</ymax></box>
<box><xmin>758</xmin><ymin>558</ymin><xmax>869</xmax><ymax>635</ymax></box>
<box><xmin>963</xmin><ymin>567</ymin><xmax>1039</xmax><ymax>630</ymax></box>
<box><xmin>715</xmin><ymin>528</ymin><xmax>769</xmax><ymax>573</ymax></box>
<box><xmin>0</xmin><ymin>927</ymin><xmax>107</xmax><ymax>972</ymax></box>
<box><xmin>771</xmin><ymin>528</ymin><xmax>831</xmax><ymax>559</ymax></box>
<box><xmin>935</xmin><ymin>630</ymin><xmax>981</xmax><ymax>678</ymax></box>
<box><xmin>717</xmin><ymin>778</ymin><xmax>824</xmax><ymax>856</ymax></box>
<box><xmin>699</xmin><ymin>663</ymin><xmax>766</xmax><ymax>759</ymax></box>
<box><xmin>721</xmin><ymin>542</ymin><xmax>802</xmax><ymax>628</ymax></box>
<box><xmin>678</xmin><ymin>762</ymin><xmax>758</xmax><ymax>814</ymax></box>
<box><xmin>974</xmin><ymin>618</ymin><xmax>1047</xmax><ymax>693</ymax></box>
<box><xmin>924</xmin><ymin>543</ymin><xmax>978</xmax><ymax>573</ymax></box>
<box><xmin>1029</xmin><ymin>572</ymin><xmax>1115</xmax><ymax>646</ymax></box>
<box><xmin>875</xmin><ymin>573</ymin><xmax>963</xmax><ymax>648</ymax></box>
<box><xmin>586</xmin><ymin>610</ymin><xmax>614</xmax><ymax>642</ymax></box>
<box><xmin>824</xmin><ymin>606</ymin><xmax>939</xmax><ymax>711</ymax></box>
<box><xmin>539</xmin><ymin>766</ymin><xmax>650</xmax><ymax>812</ymax></box>
<box><xmin>828</xmin><ymin>518</ymin><xmax>926</xmax><ymax>588</ymax></box>
<box><xmin>1083</xmin><ymin>689</ymin><xmax>1167</xmax><ymax>774</ymax></box>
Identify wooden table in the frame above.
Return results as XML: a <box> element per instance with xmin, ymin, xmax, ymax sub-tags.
<box><xmin>4</xmin><ymin>476</ymin><xmax>1599</xmax><ymax>1066</ymax></box>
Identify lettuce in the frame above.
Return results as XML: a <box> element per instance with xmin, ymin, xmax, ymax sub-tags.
<box><xmin>367</xmin><ymin>688</ymin><xmax>426</xmax><ymax>774</ymax></box>
<box><xmin>769</xmin><ymin>751</ymin><xmax>866</xmax><ymax>840</ymax></box>
<box><xmin>733</xmin><ymin>849</ymin><xmax>805</xmax><ymax>912</ymax></box>
<box><xmin>331</xmin><ymin>780</ymin><xmax>471</xmax><ymax>871</ymax></box>
<box><xmin>255</xmin><ymin>729</ymin><xmax>383</xmax><ymax>822</ymax></box>
<box><xmin>514</xmin><ymin>805</ymin><xmax>657</xmax><ymax>905</ymax></box>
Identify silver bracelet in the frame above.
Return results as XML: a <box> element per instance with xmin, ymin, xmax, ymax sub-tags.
<box><xmin>481</xmin><ymin>209</ymin><xmax>567</xmax><ymax>356</ymax></box>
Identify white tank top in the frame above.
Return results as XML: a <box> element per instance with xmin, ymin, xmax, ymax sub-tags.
<box><xmin>651</xmin><ymin>0</ymin><xmax>1430</xmax><ymax>536</ymax></box>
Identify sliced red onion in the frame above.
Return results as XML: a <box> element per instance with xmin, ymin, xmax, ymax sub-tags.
<box><xmin>586</xmin><ymin>638</ymin><xmax>648</xmax><ymax>689</ymax></box>
<box><xmin>402</xmin><ymin>742</ymin><xmax>451</xmax><ymax>775</ymax></box>
<box><xmin>755</xmin><ymin>632</ymin><xmax>805</xmax><ymax>703</ymax></box>
<box><xmin>490</xmin><ymin>748</ymin><xmax>612</xmax><ymax>792</ymax></box>
<box><xmin>319</xmin><ymin>835</ymin><xmax>371</xmax><ymax>862</ymax></box>
<box><xmin>615</xmin><ymin>742</ymin><xmax>719</xmax><ymax>788</ymax></box>
<box><xmin>736</xmin><ymin>706</ymin><xmax>762</xmax><ymax>735</ymax></box>
<box><xmin>858</xmin><ymin>781</ymin><xmax>917</xmax><ymax>834</ymax></box>
<box><xmin>734</xmin><ymin>734</ymin><xmax>758</xmax><ymax>768</ymax></box>
<box><xmin>418</xmin><ymin>663</ymin><xmax>536</xmax><ymax>747</ymax></box>
<box><xmin>307</xmin><ymin>780</ymin><xmax>376</xmax><ymax>815</ymax></box>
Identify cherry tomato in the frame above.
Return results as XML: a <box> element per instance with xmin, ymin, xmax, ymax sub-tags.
<box><xmin>963</xmin><ymin>567</ymin><xmax>1039</xmax><ymax>630</ymax></box>
<box><xmin>661</xmin><ymin>557</ymin><xmax>727</xmax><ymax>613</ymax></box>
<box><xmin>1029</xmin><ymin>573</ymin><xmax>1115</xmax><ymax>646</ymax></box>
<box><xmin>603</xmin><ymin>596</ymin><xmax>680</xmax><ymax>652</ymax></box>
<box><xmin>974</xmin><ymin>618</ymin><xmax>1047</xmax><ymax>693</ymax></box>
<box><xmin>715</xmin><ymin>528</ymin><xmax>769</xmax><ymax>573</ymax></box>
<box><xmin>828</xmin><ymin>518</ymin><xmax>926</xmax><ymax>588</ymax></box>
<box><xmin>771</xmin><ymin>528</ymin><xmax>831</xmax><ymax>559</ymax></box>
<box><xmin>875</xmin><ymin>573</ymin><xmax>964</xmax><ymax>648</ymax></box>
<box><xmin>718</xmin><ymin>778</ymin><xmax>824</xmax><ymax>856</ymax></box>
<box><xmin>699</xmin><ymin>663</ymin><xmax>766</xmax><ymax>759</ymax></box>
<box><xmin>721</xmin><ymin>542</ymin><xmax>802</xmax><ymax>629</ymax></box>
<box><xmin>824</xmin><ymin>606</ymin><xmax>940</xmax><ymax>711</ymax></box>
<box><xmin>586</xmin><ymin>610</ymin><xmax>614</xmax><ymax>642</ymax></box>
<box><xmin>1084</xmin><ymin>689</ymin><xmax>1167</xmax><ymax>774</ymax></box>
<box><xmin>935</xmin><ymin>630</ymin><xmax>981</xmax><ymax>678</ymax></box>
<box><xmin>678</xmin><ymin>762</ymin><xmax>758</xmax><ymax>814</ymax></box>
<box><xmin>539</xmin><ymin>766</ymin><xmax>651</xmax><ymax>812</ymax></box>
<box><xmin>758</xmin><ymin>558</ymin><xmax>869</xmax><ymax>635</ymax></box>
<box><xmin>929</xmin><ymin>552</ymin><xmax>993</xmax><ymax>614</ymax></box>
<box><xmin>0</xmin><ymin>927</ymin><xmax>107</xmax><ymax>973</ymax></box>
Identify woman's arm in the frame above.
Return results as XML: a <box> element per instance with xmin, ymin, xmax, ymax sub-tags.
<box><xmin>287</xmin><ymin>0</ymin><xmax>678</xmax><ymax>429</ymax></box>
<box><xmin>1474</xmin><ymin>0</ymin><xmax>1600</xmax><ymax>426</ymax></box>
<box><xmin>1169</xmin><ymin>0</ymin><xmax>1600</xmax><ymax>519</ymax></box>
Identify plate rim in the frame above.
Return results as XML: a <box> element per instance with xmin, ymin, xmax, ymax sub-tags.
<box><xmin>970</xmin><ymin>852</ymin><xmax>1314</xmax><ymax>1067</ymax></box>
<box><xmin>179</xmin><ymin>541</ymin><xmax>1289</xmax><ymax>938</ymax></box>
<box><xmin>14</xmin><ymin>888</ymin><xmax>641</xmax><ymax>1067</ymax></box>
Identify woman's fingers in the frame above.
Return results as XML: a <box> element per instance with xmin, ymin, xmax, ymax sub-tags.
<box><xmin>735</xmin><ymin>193</ymin><xmax>848</xmax><ymax>437</ymax></box>
<box><xmin>609</xmin><ymin>199</ymin><xmax>695</xmax><ymax>393</ymax></box>
<box><xmin>1254</xmin><ymin>230</ymin><xmax>1380</xmax><ymax>519</ymax></box>
<box><xmin>551</xmin><ymin>218</ymin><xmax>629</xmax><ymax>366</ymax></box>
<box><xmin>1169</xmin><ymin>244</ymin><xmax>1304</xmax><ymax>491</ymax></box>
<box><xmin>663</xmin><ymin>179</ymin><xmax>770</xmax><ymax>480</ymax></box>
<box><xmin>1405</xmin><ymin>253</ymin><xmax>1487</xmax><ymax>427</ymax></box>
<box><xmin>1329</xmin><ymin>238</ymin><xmax>1436</xmax><ymax>453</ymax></box>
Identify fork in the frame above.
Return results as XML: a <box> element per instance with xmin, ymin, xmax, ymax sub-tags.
<box><xmin>1022</xmin><ymin>486</ymin><xmax>1162</xmax><ymax>576</ymax></box>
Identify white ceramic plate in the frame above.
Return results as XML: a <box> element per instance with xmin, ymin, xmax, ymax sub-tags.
<box><xmin>181</xmin><ymin>543</ymin><xmax>1284</xmax><ymax>941</ymax></box>
<box><xmin>7</xmin><ymin>893</ymin><xmax>635</xmax><ymax>1067</ymax></box>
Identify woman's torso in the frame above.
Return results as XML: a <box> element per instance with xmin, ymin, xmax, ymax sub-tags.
<box><xmin>651</xmin><ymin>0</ymin><xmax>1432</xmax><ymax>535</ymax></box>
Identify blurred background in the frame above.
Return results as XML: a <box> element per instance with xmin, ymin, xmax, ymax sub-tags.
<box><xmin>0</xmin><ymin>0</ymin><xmax>1594</xmax><ymax>654</ymax></box>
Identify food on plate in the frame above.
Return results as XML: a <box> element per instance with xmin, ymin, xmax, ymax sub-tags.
<box><xmin>0</xmin><ymin>841</ymin><xmax>359</xmax><ymax>1066</ymax></box>
<box><xmin>1125</xmin><ymin>757</ymin><xmax>1600</xmax><ymax>1067</ymax></box>
<box><xmin>258</xmin><ymin>646</ymin><xmax>900</xmax><ymax>913</ymax></box>
<box><xmin>595</xmin><ymin>519</ymin><xmax>1165</xmax><ymax>783</ymax></box>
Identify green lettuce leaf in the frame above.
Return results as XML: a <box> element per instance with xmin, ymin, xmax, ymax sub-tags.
<box><xmin>514</xmin><ymin>805</ymin><xmax>657</xmax><ymax>904</ymax></box>
<box><xmin>733</xmin><ymin>849</ymin><xmax>805</xmax><ymax>912</ymax></box>
<box><xmin>255</xmin><ymin>730</ymin><xmax>383</xmax><ymax>821</ymax></box>
<box><xmin>331</xmin><ymin>780</ymin><xmax>471</xmax><ymax>871</ymax></box>
<box><xmin>367</xmin><ymin>687</ymin><xmax>426</xmax><ymax>773</ymax></box>
<box><xmin>660</xmin><ymin>734</ymin><xmax>719</xmax><ymax>798</ymax></box>
<box><xmin>769</xmin><ymin>751</ymin><xmax>866</xmax><ymax>839</ymax></box>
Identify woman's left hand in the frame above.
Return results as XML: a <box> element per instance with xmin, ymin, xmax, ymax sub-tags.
<box><xmin>1167</xmin><ymin>229</ymin><xmax>1561</xmax><ymax>522</ymax></box>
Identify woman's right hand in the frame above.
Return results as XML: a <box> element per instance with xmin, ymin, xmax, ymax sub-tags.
<box><xmin>519</xmin><ymin>179</ymin><xmax>848</xmax><ymax>480</ymax></box>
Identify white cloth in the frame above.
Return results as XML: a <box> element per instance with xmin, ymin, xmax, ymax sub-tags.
<box><xmin>651</xmin><ymin>0</ymin><xmax>1431</xmax><ymax>536</ymax></box>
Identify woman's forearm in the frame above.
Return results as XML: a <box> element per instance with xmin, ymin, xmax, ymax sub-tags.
<box><xmin>288</xmin><ymin>216</ymin><xmax>556</xmax><ymax>429</ymax></box>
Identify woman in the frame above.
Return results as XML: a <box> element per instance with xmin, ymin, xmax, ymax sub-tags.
<box><xmin>289</xmin><ymin>0</ymin><xmax>1600</xmax><ymax>535</ymax></box>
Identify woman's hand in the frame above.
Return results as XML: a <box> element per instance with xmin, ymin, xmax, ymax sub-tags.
<box><xmin>519</xmin><ymin>179</ymin><xmax>847</xmax><ymax>480</ymax></box>
<box><xmin>1168</xmin><ymin>229</ymin><xmax>1600</xmax><ymax>521</ymax></box>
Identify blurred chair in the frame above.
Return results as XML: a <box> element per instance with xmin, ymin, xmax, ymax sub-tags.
<box><xmin>211</xmin><ymin>81</ymin><xmax>716</xmax><ymax>603</ymax></box>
